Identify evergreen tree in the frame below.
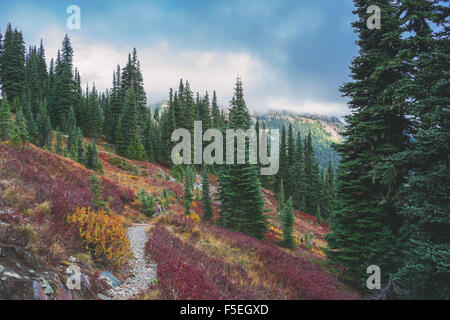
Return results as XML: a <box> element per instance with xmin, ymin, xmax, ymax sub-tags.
<box><xmin>76</xmin><ymin>127</ymin><xmax>84</xmax><ymax>164</ymax></box>
<box><xmin>36</xmin><ymin>101</ymin><xmax>51</xmax><ymax>148</ymax></box>
<box><xmin>218</xmin><ymin>78</ymin><xmax>267</xmax><ymax>239</ymax></box>
<box><xmin>326</xmin><ymin>0</ymin><xmax>410</xmax><ymax>287</ymax></box>
<box><xmin>55</xmin><ymin>130</ymin><xmax>63</xmax><ymax>155</ymax></box>
<box><xmin>211</xmin><ymin>90</ymin><xmax>221</xmax><ymax>128</ymax></box>
<box><xmin>0</xmin><ymin>98</ymin><xmax>11</xmax><ymax>140</ymax></box>
<box><xmin>13</xmin><ymin>109</ymin><xmax>28</xmax><ymax>144</ymax></box>
<box><xmin>0</xmin><ymin>24</ymin><xmax>25</xmax><ymax>103</ymax></box>
<box><xmin>184</xmin><ymin>165</ymin><xmax>194</xmax><ymax>215</ymax></box>
<box><xmin>392</xmin><ymin>1</ymin><xmax>450</xmax><ymax>299</ymax></box>
<box><xmin>201</xmin><ymin>165</ymin><xmax>213</xmax><ymax>221</ymax></box>
<box><xmin>128</xmin><ymin>133</ymin><xmax>146</xmax><ymax>161</ymax></box>
<box><xmin>54</xmin><ymin>35</ymin><xmax>75</xmax><ymax>131</ymax></box>
<box><xmin>290</xmin><ymin>132</ymin><xmax>306</xmax><ymax>210</ymax></box>
<box><xmin>89</xmin><ymin>174</ymin><xmax>106</xmax><ymax>210</ymax></box>
<box><xmin>275</xmin><ymin>125</ymin><xmax>287</xmax><ymax>193</ymax></box>
<box><xmin>281</xmin><ymin>197</ymin><xmax>295</xmax><ymax>248</ymax></box>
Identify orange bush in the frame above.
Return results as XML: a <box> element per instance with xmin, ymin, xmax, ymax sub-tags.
<box><xmin>68</xmin><ymin>207</ymin><xmax>133</xmax><ymax>269</ymax></box>
<box><xmin>188</xmin><ymin>213</ymin><xmax>201</xmax><ymax>223</ymax></box>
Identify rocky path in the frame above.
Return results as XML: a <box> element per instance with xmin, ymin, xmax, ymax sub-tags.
<box><xmin>107</xmin><ymin>224</ymin><xmax>157</xmax><ymax>300</ymax></box>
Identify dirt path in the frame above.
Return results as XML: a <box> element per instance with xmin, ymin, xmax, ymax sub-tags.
<box><xmin>107</xmin><ymin>224</ymin><xmax>157</xmax><ymax>300</ymax></box>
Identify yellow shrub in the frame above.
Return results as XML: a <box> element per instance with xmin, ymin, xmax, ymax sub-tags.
<box><xmin>188</xmin><ymin>213</ymin><xmax>201</xmax><ymax>223</ymax></box>
<box><xmin>68</xmin><ymin>207</ymin><xmax>133</xmax><ymax>269</ymax></box>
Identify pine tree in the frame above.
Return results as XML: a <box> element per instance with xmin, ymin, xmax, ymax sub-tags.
<box><xmin>281</xmin><ymin>197</ymin><xmax>295</xmax><ymax>248</ymax></box>
<box><xmin>117</xmin><ymin>87</ymin><xmax>139</xmax><ymax>157</ymax></box>
<box><xmin>0</xmin><ymin>24</ymin><xmax>25</xmax><ymax>103</ymax></box>
<box><xmin>290</xmin><ymin>132</ymin><xmax>306</xmax><ymax>210</ymax></box>
<box><xmin>201</xmin><ymin>165</ymin><xmax>213</xmax><ymax>221</ymax></box>
<box><xmin>54</xmin><ymin>35</ymin><xmax>75</xmax><ymax>131</ymax></box>
<box><xmin>13</xmin><ymin>109</ymin><xmax>28</xmax><ymax>144</ymax></box>
<box><xmin>211</xmin><ymin>90</ymin><xmax>221</xmax><ymax>128</ymax></box>
<box><xmin>36</xmin><ymin>101</ymin><xmax>51</xmax><ymax>148</ymax></box>
<box><xmin>184</xmin><ymin>165</ymin><xmax>194</xmax><ymax>215</ymax></box>
<box><xmin>326</xmin><ymin>0</ymin><xmax>410</xmax><ymax>287</ymax></box>
<box><xmin>76</xmin><ymin>128</ymin><xmax>84</xmax><ymax>164</ymax></box>
<box><xmin>218</xmin><ymin>78</ymin><xmax>267</xmax><ymax>239</ymax></box>
<box><xmin>128</xmin><ymin>133</ymin><xmax>146</xmax><ymax>161</ymax></box>
<box><xmin>0</xmin><ymin>97</ymin><xmax>11</xmax><ymax>140</ymax></box>
<box><xmin>392</xmin><ymin>1</ymin><xmax>450</xmax><ymax>299</ymax></box>
<box><xmin>89</xmin><ymin>174</ymin><xmax>106</xmax><ymax>210</ymax></box>
<box><xmin>55</xmin><ymin>130</ymin><xmax>63</xmax><ymax>155</ymax></box>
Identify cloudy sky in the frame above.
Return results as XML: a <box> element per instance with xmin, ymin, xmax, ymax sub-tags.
<box><xmin>0</xmin><ymin>0</ymin><xmax>358</xmax><ymax>116</ymax></box>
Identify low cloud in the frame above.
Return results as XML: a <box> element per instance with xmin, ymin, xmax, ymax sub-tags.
<box><xmin>30</xmin><ymin>26</ymin><xmax>349</xmax><ymax>117</ymax></box>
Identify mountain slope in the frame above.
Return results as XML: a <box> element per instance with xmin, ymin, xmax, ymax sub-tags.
<box><xmin>255</xmin><ymin>111</ymin><xmax>344</xmax><ymax>170</ymax></box>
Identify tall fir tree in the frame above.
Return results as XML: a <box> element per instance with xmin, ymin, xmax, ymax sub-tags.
<box><xmin>392</xmin><ymin>0</ymin><xmax>450</xmax><ymax>299</ymax></box>
<box><xmin>281</xmin><ymin>197</ymin><xmax>295</xmax><ymax>248</ymax></box>
<box><xmin>218</xmin><ymin>78</ymin><xmax>267</xmax><ymax>239</ymax></box>
<box><xmin>326</xmin><ymin>0</ymin><xmax>410</xmax><ymax>287</ymax></box>
<box><xmin>0</xmin><ymin>97</ymin><xmax>11</xmax><ymax>140</ymax></box>
<box><xmin>201</xmin><ymin>165</ymin><xmax>213</xmax><ymax>221</ymax></box>
<box><xmin>0</xmin><ymin>24</ymin><xmax>25</xmax><ymax>103</ymax></box>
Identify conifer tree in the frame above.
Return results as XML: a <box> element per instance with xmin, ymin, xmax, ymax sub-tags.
<box><xmin>89</xmin><ymin>174</ymin><xmax>106</xmax><ymax>210</ymax></box>
<box><xmin>76</xmin><ymin>128</ymin><xmax>84</xmax><ymax>164</ymax></box>
<box><xmin>184</xmin><ymin>165</ymin><xmax>194</xmax><ymax>215</ymax></box>
<box><xmin>0</xmin><ymin>24</ymin><xmax>25</xmax><ymax>103</ymax></box>
<box><xmin>55</xmin><ymin>130</ymin><xmax>63</xmax><ymax>155</ymax></box>
<box><xmin>54</xmin><ymin>35</ymin><xmax>76</xmax><ymax>131</ymax></box>
<box><xmin>0</xmin><ymin>97</ymin><xmax>12</xmax><ymax>140</ymax></box>
<box><xmin>13</xmin><ymin>109</ymin><xmax>28</xmax><ymax>144</ymax></box>
<box><xmin>218</xmin><ymin>78</ymin><xmax>267</xmax><ymax>239</ymax></box>
<box><xmin>392</xmin><ymin>0</ymin><xmax>450</xmax><ymax>299</ymax></box>
<box><xmin>201</xmin><ymin>165</ymin><xmax>213</xmax><ymax>221</ymax></box>
<box><xmin>36</xmin><ymin>101</ymin><xmax>51</xmax><ymax>148</ymax></box>
<box><xmin>290</xmin><ymin>132</ymin><xmax>306</xmax><ymax>209</ymax></box>
<box><xmin>275</xmin><ymin>125</ymin><xmax>287</xmax><ymax>193</ymax></box>
<box><xmin>211</xmin><ymin>90</ymin><xmax>221</xmax><ymax>128</ymax></box>
<box><xmin>326</xmin><ymin>0</ymin><xmax>410</xmax><ymax>286</ymax></box>
<box><xmin>128</xmin><ymin>133</ymin><xmax>146</xmax><ymax>161</ymax></box>
<box><xmin>281</xmin><ymin>197</ymin><xmax>295</xmax><ymax>248</ymax></box>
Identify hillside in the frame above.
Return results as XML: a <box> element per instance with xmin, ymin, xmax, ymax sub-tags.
<box><xmin>0</xmin><ymin>140</ymin><xmax>357</xmax><ymax>300</ymax></box>
<box><xmin>255</xmin><ymin>111</ymin><xmax>345</xmax><ymax>170</ymax></box>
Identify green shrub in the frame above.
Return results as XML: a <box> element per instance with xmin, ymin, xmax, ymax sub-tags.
<box><xmin>138</xmin><ymin>189</ymin><xmax>156</xmax><ymax>217</ymax></box>
<box><xmin>107</xmin><ymin>156</ymin><xmax>134</xmax><ymax>172</ymax></box>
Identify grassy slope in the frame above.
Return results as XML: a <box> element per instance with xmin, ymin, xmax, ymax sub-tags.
<box><xmin>0</xmin><ymin>139</ymin><xmax>357</xmax><ymax>300</ymax></box>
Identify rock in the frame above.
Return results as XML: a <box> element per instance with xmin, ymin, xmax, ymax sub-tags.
<box><xmin>100</xmin><ymin>271</ymin><xmax>121</xmax><ymax>288</ymax></box>
<box><xmin>98</xmin><ymin>293</ymin><xmax>112</xmax><ymax>300</ymax></box>
<box><xmin>3</xmin><ymin>271</ymin><xmax>22</xmax><ymax>279</ymax></box>
<box><xmin>33</xmin><ymin>280</ymin><xmax>48</xmax><ymax>300</ymax></box>
<box><xmin>80</xmin><ymin>274</ymin><xmax>91</xmax><ymax>290</ymax></box>
<box><xmin>29</xmin><ymin>269</ymin><xmax>35</xmax><ymax>274</ymax></box>
<box><xmin>56</xmin><ymin>281</ymin><xmax>72</xmax><ymax>300</ymax></box>
<box><xmin>16</xmin><ymin>263</ymin><xmax>21</xmax><ymax>268</ymax></box>
<box><xmin>42</xmin><ymin>283</ymin><xmax>54</xmax><ymax>295</ymax></box>
<box><xmin>1</xmin><ymin>276</ymin><xmax>6</xmax><ymax>281</ymax></box>
<box><xmin>36</xmin><ymin>277</ymin><xmax>54</xmax><ymax>295</ymax></box>
<box><xmin>69</xmin><ymin>256</ymin><xmax>76</xmax><ymax>263</ymax></box>
<box><xmin>0</xmin><ymin>264</ymin><xmax>4</xmax><ymax>273</ymax></box>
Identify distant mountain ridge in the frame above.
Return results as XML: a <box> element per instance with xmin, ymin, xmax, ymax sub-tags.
<box><xmin>254</xmin><ymin>110</ymin><xmax>344</xmax><ymax>171</ymax></box>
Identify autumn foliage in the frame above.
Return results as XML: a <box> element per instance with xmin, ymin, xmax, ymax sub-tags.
<box><xmin>146</xmin><ymin>214</ymin><xmax>357</xmax><ymax>300</ymax></box>
<box><xmin>68</xmin><ymin>207</ymin><xmax>133</xmax><ymax>269</ymax></box>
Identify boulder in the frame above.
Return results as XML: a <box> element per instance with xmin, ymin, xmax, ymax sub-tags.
<box><xmin>99</xmin><ymin>271</ymin><xmax>121</xmax><ymax>288</ymax></box>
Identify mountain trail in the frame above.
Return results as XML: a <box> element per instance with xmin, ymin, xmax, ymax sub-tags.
<box><xmin>107</xmin><ymin>224</ymin><xmax>156</xmax><ymax>300</ymax></box>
